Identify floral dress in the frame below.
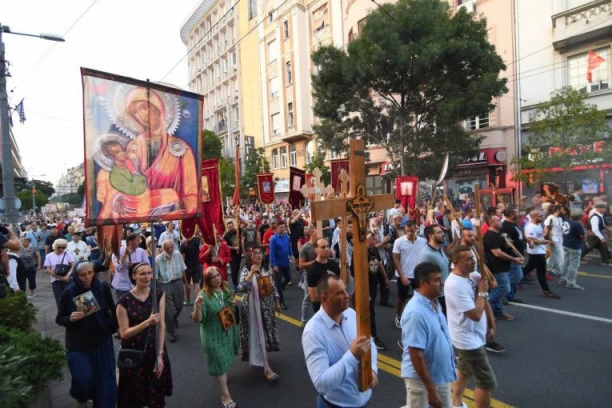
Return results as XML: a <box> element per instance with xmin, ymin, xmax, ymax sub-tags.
<box><xmin>117</xmin><ymin>290</ymin><xmax>173</xmax><ymax>408</ymax></box>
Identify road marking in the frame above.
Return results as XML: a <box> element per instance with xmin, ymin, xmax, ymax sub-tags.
<box><xmin>509</xmin><ymin>303</ymin><xmax>612</xmax><ymax>324</ymax></box>
<box><xmin>278</xmin><ymin>312</ymin><xmax>514</xmax><ymax>408</ymax></box>
<box><xmin>578</xmin><ymin>271</ymin><xmax>612</xmax><ymax>279</ymax></box>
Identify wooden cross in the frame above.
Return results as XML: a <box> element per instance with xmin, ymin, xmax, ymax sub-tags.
<box><xmin>338</xmin><ymin>169</ymin><xmax>349</xmax><ymax>285</ymax></box>
<box><xmin>300</xmin><ymin>168</ymin><xmax>334</xmax><ymax>238</ymax></box>
<box><xmin>310</xmin><ymin>139</ymin><xmax>394</xmax><ymax>391</ymax></box>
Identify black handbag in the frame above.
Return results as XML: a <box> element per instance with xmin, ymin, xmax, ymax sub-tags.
<box><xmin>117</xmin><ymin>326</ymin><xmax>149</xmax><ymax>369</ymax></box>
<box><xmin>54</xmin><ymin>253</ymin><xmax>70</xmax><ymax>276</ymax></box>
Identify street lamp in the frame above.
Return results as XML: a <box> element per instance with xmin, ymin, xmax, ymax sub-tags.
<box><xmin>0</xmin><ymin>24</ymin><xmax>64</xmax><ymax>224</ymax></box>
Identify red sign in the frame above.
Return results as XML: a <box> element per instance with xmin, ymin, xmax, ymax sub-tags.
<box><xmin>457</xmin><ymin>148</ymin><xmax>507</xmax><ymax>167</ymax></box>
<box><xmin>548</xmin><ymin>141</ymin><xmax>604</xmax><ymax>157</ymax></box>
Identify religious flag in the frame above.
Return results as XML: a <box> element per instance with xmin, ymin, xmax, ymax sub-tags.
<box><xmin>395</xmin><ymin>176</ymin><xmax>419</xmax><ymax>215</ymax></box>
<box><xmin>587</xmin><ymin>50</ymin><xmax>605</xmax><ymax>83</ymax></box>
<box><xmin>331</xmin><ymin>159</ymin><xmax>350</xmax><ymax>194</ymax></box>
<box><xmin>289</xmin><ymin>166</ymin><xmax>306</xmax><ymax>209</ymax></box>
<box><xmin>17</xmin><ymin>99</ymin><xmax>26</xmax><ymax>124</ymax></box>
<box><xmin>257</xmin><ymin>173</ymin><xmax>275</xmax><ymax>204</ymax></box>
<box><xmin>199</xmin><ymin>158</ymin><xmax>225</xmax><ymax>245</ymax></box>
<box><xmin>81</xmin><ymin>68</ymin><xmax>203</xmax><ymax>225</ymax></box>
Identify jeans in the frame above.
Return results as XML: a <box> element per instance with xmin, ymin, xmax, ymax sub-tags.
<box><xmin>507</xmin><ymin>263</ymin><xmax>523</xmax><ymax>301</ymax></box>
<box><xmin>316</xmin><ymin>394</ymin><xmax>368</xmax><ymax>408</ymax></box>
<box><xmin>404</xmin><ymin>378</ymin><xmax>452</xmax><ymax>408</ymax></box>
<box><xmin>547</xmin><ymin>242</ymin><xmax>564</xmax><ymax>275</ymax></box>
<box><xmin>489</xmin><ymin>272</ymin><xmax>510</xmax><ymax>316</ymax></box>
<box><xmin>368</xmin><ymin>274</ymin><xmax>380</xmax><ymax>338</ymax></box>
<box><xmin>274</xmin><ymin>266</ymin><xmax>291</xmax><ymax>304</ymax></box>
<box><xmin>561</xmin><ymin>247</ymin><xmax>581</xmax><ymax>285</ymax></box>
<box><xmin>301</xmin><ymin>283</ymin><xmax>312</xmax><ymax>324</ymax></box>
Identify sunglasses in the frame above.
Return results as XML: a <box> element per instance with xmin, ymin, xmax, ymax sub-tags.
<box><xmin>57</xmin><ymin>246</ymin><xmax>66</xmax><ymax>249</ymax></box>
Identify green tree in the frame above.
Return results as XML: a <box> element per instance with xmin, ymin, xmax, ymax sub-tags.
<box><xmin>304</xmin><ymin>149</ymin><xmax>331</xmax><ymax>185</ymax></box>
<box><xmin>77</xmin><ymin>182</ymin><xmax>85</xmax><ymax>197</ymax></box>
<box><xmin>311</xmin><ymin>0</ymin><xmax>507</xmax><ymax>178</ymax></box>
<box><xmin>202</xmin><ymin>129</ymin><xmax>235</xmax><ymax>199</ymax></box>
<box><xmin>513</xmin><ymin>86</ymin><xmax>610</xmax><ymax>187</ymax></box>
<box><xmin>16</xmin><ymin>190</ymin><xmax>49</xmax><ymax>211</ymax></box>
<box><xmin>242</xmin><ymin>147</ymin><xmax>271</xmax><ymax>195</ymax></box>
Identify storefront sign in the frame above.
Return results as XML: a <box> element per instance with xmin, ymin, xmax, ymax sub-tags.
<box><xmin>548</xmin><ymin>141</ymin><xmax>604</xmax><ymax>157</ymax></box>
<box><xmin>275</xmin><ymin>179</ymin><xmax>289</xmax><ymax>193</ymax></box>
<box><xmin>457</xmin><ymin>148</ymin><xmax>507</xmax><ymax>167</ymax></box>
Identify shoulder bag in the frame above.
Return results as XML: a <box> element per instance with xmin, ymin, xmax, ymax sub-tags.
<box><xmin>54</xmin><ymin>253</ymin><xmax>70</xmax><ymax>276</ymax></box>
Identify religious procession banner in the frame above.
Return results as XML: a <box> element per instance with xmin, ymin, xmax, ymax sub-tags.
<box><xmin>289</xmin><ymin>166</ymin><xmax>306</xmax><ymax>209</ymax></box>
<box><xmin>257</xmin><ymin>173</ymin><xmax>275</xmax><ymax>204</ymax></box>
<box><xmin>331</xmin><ymin>159</ymin><xmax>350</xmax><ymax>195</ymax></box>
<box><xmin>81</xmin><ymin>68</ymin><xmax>203</xmax><ymax>225</ymax></box>
<box><xmin>395</xmin><ymin>176</ymin><xmax>419</xmax><ymax>215</ymax></box>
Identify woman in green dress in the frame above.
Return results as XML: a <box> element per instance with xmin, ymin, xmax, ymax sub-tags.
<box><xmin>192</xmin><ymin>266</ymin><xmax>239</xmax><ymax>408</ymax></box>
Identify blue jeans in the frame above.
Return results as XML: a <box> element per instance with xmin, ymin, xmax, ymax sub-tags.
<box><xmin>561</xmin><ymin>247</ymin><xmax>581</xmax><ymax>285</ymax></box>
<box><xmin>507</xmin><ymin>264</ymin><xmax>524</xmax><ymax>301</ymax></box>
<box><xmin>316</xmin><ymin>394</ymin><xmax>368</xmax><ymax>408</ymax></box>
<box><xmin>274</xmin><ymin>266</ymin><xmax>291</xmax><ymax>304</ymax></box>
<box><xmin>489</xmin><ymin>272</ymin><xmax>510</xmax><ymax>316</ymax></box>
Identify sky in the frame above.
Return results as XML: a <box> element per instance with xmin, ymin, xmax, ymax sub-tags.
<box><xmin>2</xmin><ymin>0</ymin><xmax>202</xmax><ymax>185</ymax></box>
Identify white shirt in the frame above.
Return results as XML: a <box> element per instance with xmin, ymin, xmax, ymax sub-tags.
<box><xmin>525</xmin><ymin>223</ymin><xmax>547</xmax><ymax>255</ymax></box>
<box><xmin>590</xmin><ymin>212</ymin><xmax>606</xmax><ymax>240</ymax></box>
<box><xmin>158</xmin><ymin>230</ymin><xmax>180</xmax><ymax>248</ymax></box>
<box><xmin>444</xmin><ymin>272</ymin><xmax>487</xmax><ymax>350</ymax></box>
<box><xmin>544</xmin><ymin>215</ymin><xmax>563</xmax><ymax>242</ymax></box>
<box><xmin>67</xmin><ymin>240</ymin><xmax>90</xmax><ymax>262</ymax></box>
<box><xmin>392</xmin><ymin>235</ymin><xmax>427</xmax><ymax>279</ymax></box>
<box><xmin>7</xmin><ymin>257</ymin><xmax>20</xmax><ymax>291</ymax></box>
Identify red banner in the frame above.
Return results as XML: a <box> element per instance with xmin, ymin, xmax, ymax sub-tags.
<box><xmin>395</xmin><ymin>176</ymin><xmax>419</xmax><ymax>213</ymax></box>
<box><xmin>257</xmin><ymin>173</ymin><xmax>275</xmax><ymax>204</ymax></box>
<box><xmin>331</xmin><ymin>159</ymin><xmax>350</xmax><ymax>194</ymax></box>
<box><xmin>289</xmin><ymin>166</ymin><xmax>306</xmax><ymax>209</ymax></box>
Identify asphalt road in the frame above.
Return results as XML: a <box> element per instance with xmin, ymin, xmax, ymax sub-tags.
<box><xmin>163</xmin><ymin>254</ymin><xmax>612</xmax><ymax>408</ymax></box>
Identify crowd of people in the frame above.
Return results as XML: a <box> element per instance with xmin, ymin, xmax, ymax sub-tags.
<box><xmin>0</xmin><ymin>189</ymin><xmax>608</xmax><ymax>407</ymax></box>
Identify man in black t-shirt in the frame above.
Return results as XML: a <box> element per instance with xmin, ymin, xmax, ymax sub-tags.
<box><xmin>258</xmin><ymin>215</ymin><xmax>270</xmax><ymax>242</ymax></box>
<box><xmin>307</xmin><ymin>238</ymin><xmax>339</xmax><ymax>313</ymax></box>
<box><xmin>180</xmin><ymin>235</ymin><xmax>202</xmax><ymax>305</ymax></box>
<box><xmin>45</xmin><ymin>226</ymin><xmax>61</xmax><ymax>256</ymax></box>
<box><xmin>367</xmin><ymin>234</ymin><xmax>389</xmax><ymax>350</ymax></box>
<box><xmin>224</xmin><ymin>221</ymin><xmax>241</xmax><ymax>288</ymax></box>
<box><xmin>483</xmin><ymin>215</ymin><xmax>523</xmax><ymax>321</ymax></box>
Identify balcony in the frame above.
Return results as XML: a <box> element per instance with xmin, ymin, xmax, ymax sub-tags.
<box><xmin>552</xmin><ymin>0</ymin><xmax>612</xmax><ymax>54</ymax></box>
<box><xmin>215</xmin><ymin>121</ymin><xmax>228</xmax><ymax>134</ymax></box>
<box><xmin>282</xmin><ymin>132</ymin><xmax>312</xmax><ymax>143</ymax></box>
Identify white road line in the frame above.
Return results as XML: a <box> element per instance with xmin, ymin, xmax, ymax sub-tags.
<box><xmin>511</xmin><ymin>303</ymin><xmax>612</xmax><ymax>324</ymax></box>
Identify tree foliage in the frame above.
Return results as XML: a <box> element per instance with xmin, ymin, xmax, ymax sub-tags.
<box><xmin>311</xmin><ymin>0</ymin><xmax>507</xmax><ymax>178</ymax></box>
<box><xmin>202</xmin><ymin>129</ymin><xmax>236</xmax><ymax>199</ymax></box>
<box><xmin>513</xmin><ymin>86</ymin><xmax>610</xmax><ymax>185</ymax></box>
<box><xmin>15</xmin><ymin>190</ymin><xmax>49</xmax><ymax>211</ymax></box>
<box><xmin>242</xmin><ymin>147</ymin><xmax>271</xmax><ymax>194</ymax></box>
<box><xmin>304</xmin><ymin>149</ymin><xmax>331</xmax><ymax>185</ymax></box>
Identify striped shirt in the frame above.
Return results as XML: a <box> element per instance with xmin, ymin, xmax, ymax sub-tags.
<box><xmin>155</xmin><ymin>251</ymin><xmax>187</xmax><ymax>283</ymax></box>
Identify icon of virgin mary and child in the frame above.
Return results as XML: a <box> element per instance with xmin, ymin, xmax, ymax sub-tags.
<box><xmin>93</xmin><ymin>86</ymin><xmax>198</xmax><ymax>223</ymax></box>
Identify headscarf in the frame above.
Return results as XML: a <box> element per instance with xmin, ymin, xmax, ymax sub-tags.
<box><xmin>68</xmin><ymin>260</ymin><xmax>111</xmax><ymax>327</ymax></box>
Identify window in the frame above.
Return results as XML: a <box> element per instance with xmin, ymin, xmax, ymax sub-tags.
<box><xmin>280</xmin><ymin>146</ymin><xmax>288</xmax><ymax>168</ymax></box>
<box><xmin>357</xmin><ymin>17</ymin><xmax>367</xmax><ymax>35</ymax></box>
<box><xmin>286</xmin><ymin>61</ymin><xmax>292</xmax><ymax>85</ymax></box>
<box><xmin>248</xmin><ymin>0</ymin><xmax>257</xmax><ymax>20</ymax></box>
<box><xmin>466</xmin><ymin>114</ymin><xmax>489</xmax><ymax>130</ymax></box>
<box><xmin>271</xmin><ymin>113</ymin><xmax>281</xmax><ymax>135</ymax></box>
<box><xmin>287</xmin><ymin>102</ymin><xmax>294</xmax><ymax>126</ymax></box>
<box><xmin>313</xmin><ymin>6</ymin><xmax>329</xmax><ymax>33</ymax></box>
<box><xmin>268</xmin><ymin>10</ymin><xmax>277</xmax><ymax>22</ymax></box>
<box><xmin>568</xmin><ymin>48</ymin><xmax>609</xmax><ymax>93</ymax></box>
<box><xmin>272</xmin><ymin>148</ymin><xmax>279</xmax><ymax>169</ymax></box>
<box><xmin>268</xmin><ymin>40</ymin><xmax>278</xmax><ymax>62</ymax></box>
<box><xmin>289</xmin><ymin>145</ymin><xmax>297</xmax><ymax>166</ymax></box>
<box><xmin>283</xmin><ymin>20</ymin><xmax>290</xmax><ymax>39</ymax></box>
<box><xmin>329</xmin><ymin>149</ymin><xmax>340</xmax><ymax>159</ymax></box>
<box><xmin>270</xmin><ymin>77</ymin><xmax>280</xmax><ymax>98</ymax></box>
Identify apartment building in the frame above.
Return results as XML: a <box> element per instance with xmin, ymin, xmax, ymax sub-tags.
<box><xmin>517</xmin><ymin>0</ymin><xmax>612</xmax><ymax>201</ymax></box>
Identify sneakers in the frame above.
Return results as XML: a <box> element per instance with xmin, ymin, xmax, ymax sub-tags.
<box><xmin>485</xmin><ymin>341</ymin><xmax>506</xmax><ymax>353</ymax></box>
<box><xmin>452</xmin><ymin>403</ymin><xmax>468</xmax><ymax>408</ymax></box>
<box><xmin>566</xmin><ymin>283</ymin><xmax>584</xmax><ymax>290</ymax></box>
<box><xmin>394</xmin><ymin>315</ymin><xmax>401</xmax><ymax>329</ymax></box>
<box><xmin>397</xmin><ymin>339</ymin><xmax>404</xmax><ymax>351</ymax></box>
<box><xmin>373</xmin><ymin>337</ymin><xmax>387</xmax><ymax>350</ymax></box>
<box><xmin>27</xmin><ymin>294</ymin><xmax>36</xmax><ymax>299</ymax></box>
<box><xmin>558</xmin><ymin>278</ymin><xmax>567</xmax><ymax>285</ymax></box>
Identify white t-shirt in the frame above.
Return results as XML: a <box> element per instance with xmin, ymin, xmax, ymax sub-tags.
<box><xmin>524</xmin><ymin>223</ymin><xmax>547</xmax><ymax>255</ymax></box>
<box><xmin>544</xmin><ymin>215</ymin><xmax>563</xmax><ymax>242</ymax></box>
<box><xmin>444</xmin><ymin>272</ymin><xmax>487</xmax><ymax>350</ymax></box>
<box><xmin>392</xmin><ymin>236</ymin><xmax>427</xmax><ymax>279</ymax></box>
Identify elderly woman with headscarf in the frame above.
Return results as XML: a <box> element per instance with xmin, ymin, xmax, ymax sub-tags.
<box><xmin>44</xmin><ymin>238</ymin><xmax>74</xmax><ymax>307</ymax></box>
<box><xmin>56</xmin><ymin>261</ymin><xmax>118</xmax><ymax>407</ymax></box>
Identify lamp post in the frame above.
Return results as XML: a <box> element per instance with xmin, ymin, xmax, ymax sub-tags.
<box><xmin>0</xmin><ymin>24</ymin><xmax>64</xmax><ymax>224</ymax></box>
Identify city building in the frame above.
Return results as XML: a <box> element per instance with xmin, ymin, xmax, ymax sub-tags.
<box><xmin>55</xmin><ymin>163</ymin><xmax>84</xmax><ymax>196</ymax></box>
<box><xmin>1</xmin><ymin>126</ymin><xmax>26</xmax><ymax>179</ymax></box>
<box><xmin>516</xmin><ymin>0</ymin><xmax>611</xmax><ymax>202</ymax></box>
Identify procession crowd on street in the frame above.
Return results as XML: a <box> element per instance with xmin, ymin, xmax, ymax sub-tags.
<box><xmin>0</xmin><ymin>188</ymin><xmax>610</xmax><ymax>408</ymax></box>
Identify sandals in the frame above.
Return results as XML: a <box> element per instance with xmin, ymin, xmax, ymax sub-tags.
<box><xmin>222</xmin><ymin>399</ymin><xmax>237</xmax><ymax>408</ymax></box>
<box><xmin>265</xmin><ymin>370</ymin><xmax>279</xmax><ymax>382</ymax></box>
<box><xmin>541</xmin><ymin>291</ymin><xmax>560</xmax><ymax>299</ymax></box>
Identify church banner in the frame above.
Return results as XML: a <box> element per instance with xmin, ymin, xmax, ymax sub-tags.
<box><xmin>81</xmin><ymin>68</ymin><xmax>203</xmax><ymax>225</ymax></box>
<box><xmin>395</xmin><ymin>176</ymin><xmax>419</xmax><ymax>214</ymax></box>
<box><xmin>289</xmin><ymin>166</ymin><xmax>306</xmax><ymax>209</ymax></box>
<box><xmin>331</xmin><ymin>159</ymin><xmax>350</xmax><ymax>195</ymax></box>
<box><xmin>257</xmin><ymin>173</ymin><xmax>275</xmax><ymax>204</ymax></box>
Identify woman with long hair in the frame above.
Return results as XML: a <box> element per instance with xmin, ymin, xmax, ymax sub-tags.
<box><xmin>116</xmin><ymin>263</ymin><xmax>173</xmax><ymax>407</ymax></box>
<box><xmin>56</xmin><ymin>261</ymin><xmax>117</xmax><ymax>407</ymax></box>
<box><xmin>192</xmin><ymin>266</ymin><xmax>239</xmax><ymax>408</ymax></box>
<box><xmin>237</xmin><ymin>247</ymin><xmax>280</xmax><ymax>382</ymax></box>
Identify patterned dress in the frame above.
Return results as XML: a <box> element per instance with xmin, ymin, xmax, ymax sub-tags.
<box><xmin>198</xmin><ymin>289</ymin><xmax>239</xmax><ymax>376</ymax></box>
<box><xmin>117</xmin><ymin>290</ymin><xmax>173</xmax><ymax>408</ymax></box>
<box><xmin>237</xmin><ymin>266</ymin><xmax>280</xmax><ymax>362</ymax></box>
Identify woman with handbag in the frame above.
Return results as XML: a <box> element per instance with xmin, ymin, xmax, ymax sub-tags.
<box><xmin>237</xmin><ymin>248</ymin><xmax>281</xmax><ymax>382</ymax></box>
<box><xmin>44</xmin><ymin>238</ymin><xmax>74</xmax><ymax>307</ymax></box>
<box><xmin>192</xmin><ymin>266</ymin><xmax>239</xmax><ymax>408</ymax></box>
<box><xmin>56</xmin><ymin>261</ymin><xmax>118</xmax><ymax>407</ymax></box>
<box><xmin>116</xmin><ymin>262</ymin><xmax>173</xmax><ymax>408</ymax></box>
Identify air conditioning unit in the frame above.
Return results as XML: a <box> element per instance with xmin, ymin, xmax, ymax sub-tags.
<box><xmin>458</xmin><ymin>0</ymin><xmax>475</xmax><ymax>14</ymax></box>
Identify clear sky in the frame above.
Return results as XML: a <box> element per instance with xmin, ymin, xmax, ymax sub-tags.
<box><xmin>2</xmin><ymin>0</ymin><xmax>201</xmax><ymax>185</ymax></box>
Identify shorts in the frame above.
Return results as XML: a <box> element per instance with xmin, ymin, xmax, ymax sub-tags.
<box><xmin>397</xmin><ymin>277</ymin><xmax>416</xmax><ymax>300</ymax></box>
<box><xmin>183</xmin><ymin>267</ymin><xmax>202</xmax><ymax>285</ymax></box>
<box><xmin>455</xmin><ymin>346</ymin><xmax>497</xmax><ymax>390</ymax></box>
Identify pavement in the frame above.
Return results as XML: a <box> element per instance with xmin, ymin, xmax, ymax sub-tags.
<box><xmin>32</xmin><ymin>250</ymin><xmax>612</xmax><ymax>408</ymax></box>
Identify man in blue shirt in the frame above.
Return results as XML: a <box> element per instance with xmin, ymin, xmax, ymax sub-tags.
<box><xmin>302</xmin><ymin>274</ymin><xmax>379</xmax><ymax>408</ymax></box>
<box><xmin>269</xmin><ymin>223</ymin><xmax>293</xmax><ymax>310</ymax></box>
<box><xmin>400</xmin><ymin>262</ymin><xmax>455</xmax><ymax>408</ymax></box>
<box><xmin>561</xmin><ymin>210</ymin><xmax>586</xmax><ymax>290</ymax></box>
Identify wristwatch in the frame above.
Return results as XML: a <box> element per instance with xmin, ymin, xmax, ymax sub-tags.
<box><xmin>477</xmin><ymin>292</ymin><xmax>489</xmax><ymax>299</ymax></box>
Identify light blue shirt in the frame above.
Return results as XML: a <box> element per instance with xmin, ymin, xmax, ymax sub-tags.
<box><xmin>302</xmin><ymin>307</ymin><xmax>378</xmax><ymax>407</ymax></box>
<box><xmin>155</xmin><ymin>251</ymin><xmax>186</xmax><ymax>283</ymax></box>
<box><xmin>400</xmin><ymin>291</ymin><xmax>456</xmax><ymax>384</ymax></box>
<box><xmin>417</xmin><ymin>245</ymin><xmax>449</xmax><ymax>282</ymax></box>
<box><xmin>25</xmin><ymin>230</ymin><xmax>37</xmax><ymax>247</ymax></box>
